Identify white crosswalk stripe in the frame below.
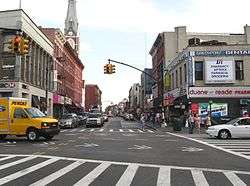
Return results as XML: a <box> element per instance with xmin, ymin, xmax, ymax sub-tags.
<box><xmin>0</xmin><ymin>154</ymin><xmax>249</xmax><ymax>186</ymax></box>
<box><xmin>196</xmin><ymin>138</ymin><xmax>250</xmax><ymax>157</ymax></box>
<box><xmin>62</xmin><ymin>128</ymin><xmax>155</xmax><ymax>134</ymax></box>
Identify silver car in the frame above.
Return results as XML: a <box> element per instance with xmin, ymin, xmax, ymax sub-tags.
<box><xmin>59</xmin><ymin>114</ymin><xmax>78</xmax><ymax>128</ymax></box>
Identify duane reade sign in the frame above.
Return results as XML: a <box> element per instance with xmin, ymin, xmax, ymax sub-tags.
<box><xmin>205</xmin><ymin>58</ymin><xmax>235</xmax><ymax>84</ymax></box>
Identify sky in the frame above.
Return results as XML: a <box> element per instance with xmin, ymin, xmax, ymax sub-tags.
<box><xmin>1</xmin><ymin>0</ymin><xmax>250</xmax><ymax>109</ymax></box>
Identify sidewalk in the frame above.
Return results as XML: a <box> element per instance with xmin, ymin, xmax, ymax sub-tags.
<box><xmin>145</xmin><ymin>121</ymin><xmax>208</xmax><ymax>138</ymax></box>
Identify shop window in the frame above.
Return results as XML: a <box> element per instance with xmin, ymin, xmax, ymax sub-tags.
<box><xmin>195</xmin><ymin>61</ymin><xmax>203</xmax><ymax>80</ymax></box>
<box><xmin>235</xmin><ymin>60</ymin><xmax>244</xmax><ymax>80</ymax></box>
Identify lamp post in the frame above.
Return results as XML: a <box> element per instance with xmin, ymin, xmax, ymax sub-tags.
<box><xmin>209</xmin><ymin>100</ymin><xmax>213</xmax><ymax>117</ymax></box>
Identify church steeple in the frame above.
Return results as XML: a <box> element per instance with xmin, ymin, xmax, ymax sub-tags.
<box><xmin>65</xmin><ymin>0</ymin><xmax>79</xmax><ymax>54</ymax></box>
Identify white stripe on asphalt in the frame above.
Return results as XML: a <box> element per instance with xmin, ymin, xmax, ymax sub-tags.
<box><xmin>241</xmin><ymin>152</ymin><xmax>250</xmax><ymax>155</ymax></box>
<box><xmin>128</xmin><ymin>129</ymin><xmax>134</xmax><ymax>133</ymax></box>
<box><xmin>224</xmin><ymin>172</ymin><xmax>247</xmax><ymax>186</ymax></box>
<box><xmin>90</xmin><ymin>129</ymin><xmax>95</xmax><ymax>132</ymax></box>
<box><xmin>208</xmin><ymin>142</ymin><xmax>250</xmax><ymax>144</ymax></box>
<box><xmin>0</xmin><ymin>156</ymin><xmax>37</xmax><ymax>170</ymax></box>
<box><xmin>137</xmin><ymin>129</ymin><xmax>144</xmax><ymax>133</ymax></box>
<box><xmin>70</xmin><ymin>129</ymin><xmax>78</xmax><ymax>132</ymax></box>
<box><xmin>0</xmin><ymin>156</ymin><xmax>15</xmax><ymax>162</ymax></box>
<box><xmin>147</xmin><ymin>129</ymin><xmax>154</xmax><ymax>133</ymax></box>
<box><xmin>99</xmin><ymin>129</ymin><xmax>104</xmax><ymax>132</ymax></box>
<box><xmin>116</xmin><ymin>164</ymin><xmax>139</xmax><ymax>186</ymax></box>
<box><xmin>119</xmin><ymin>129</ymin><xmax>124</xmax><ymax>132</ymax></box>
<box><xmin>74</xmin><ymin>162</ymin><xmax>111</xmax><ymax>186</ymax></box>
<box><xmin>60</xmin><ymin>130</ymin><xmax>66</xmax><ymax>133</ymax></box>
<box><xmin>109</xmin><ymin>129</ymin><xmax>114</xmax><ymax>132</ymax></box>
<box><xmin>220</xmin><ymin>146</ymin><xmax>250</xmax><ymax>148</ymax></box>
<box><xmin>157</xmin><ymin>167</ymin><xmax>171</xmax><ymax>186</ymax></box>
<box><xmin>191</xmin><ymin>170</ymin><xmax>209</xmax><ymax>186</ymax></box>
<box><xmin>80</xmin><ymin>129</ymin><xmax>86</xmax><ymax>132</ymax></box>
<box><xmin>0</xmin><ymin>158</ymin><xmax>59</xmax><ymax>185</ymax></box>
<box><xmin>166</xmin><ymin>132</ymin><xmax>250</xmax><ymax>160</ymax></box>
<box><xmin>229</xmin><ymin>149</ymin><xmax>250</xmax><ymax>151</ymax></box>
<box><xmin>30</xmin><ymin>161</ymin><xmax>84</xmax><ymax>186</ymax></box>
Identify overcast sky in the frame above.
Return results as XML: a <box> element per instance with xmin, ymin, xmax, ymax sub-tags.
<box><xmin>1</xmin><ymin>0</ymin><xmax>250</xmax><ymax>108</ymax></box>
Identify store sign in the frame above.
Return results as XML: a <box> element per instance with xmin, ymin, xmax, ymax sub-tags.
<box><xmin>195</xmin><ymin>50</ymin><xmax>250</xmax><ymax>57</ymax></box>
<box><xmin>0</xmin><ymin>82</ymin><xmax>15</xmax><ymax>89</ymax></box>
<box><xmin>205</xmin><ymin>58</ymin><xmax>234</xmax><ymax>84</ymax></box>
<box><xmin>189</xmin><ymin>87</ymin><xmax>250</xmax><ymax>98</ymax></box>
<box><xmin>164</xmin><ymin>86</ymin><xmax>187</xmax><ymax>106</ymax></box>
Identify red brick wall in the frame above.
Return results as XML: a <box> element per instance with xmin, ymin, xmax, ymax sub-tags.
<box><xmin>85</xmin><ymin>85</ymin><xmax>102</xmax><ymax>111</ymax></box>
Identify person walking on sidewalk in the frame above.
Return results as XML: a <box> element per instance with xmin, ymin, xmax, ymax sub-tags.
<box><xmin>205</xmin><ymin>112</ymin><xmax>212</xmax><ymax>129</ymax></box>
<box><xmin>194</xmin><ymin>113</ymin><xmax>201</xmax><ymax>134</ymax></box>
<box><xmin>140</xmin><ymin>113</ymin><xmax>146</xmax><ymax>131</ymax></box>
<box><xmin>188</xmin><ymin>112</ymin><xmax>195</xmax><ymax>134</ymax></box>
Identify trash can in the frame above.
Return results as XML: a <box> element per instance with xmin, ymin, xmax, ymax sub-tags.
<box><xmin>173</xmin><ymin>118</ymin><xmax>182</xmax><ymax>131</ymax></box>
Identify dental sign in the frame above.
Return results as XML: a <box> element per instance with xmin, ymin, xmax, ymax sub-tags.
<box><xmin>205</xmin><ymin>57</ymin><xmax>234</xmax><ymax>84</ymax></box>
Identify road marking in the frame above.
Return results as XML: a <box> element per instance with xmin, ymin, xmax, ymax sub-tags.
<box><xmin>119</xmin><ymin>129</ymin><xmax>124</xmax><ymax>132</ymax></box>
<box><xmin>74</xmin><ymin>162</ymin><xmax>111</xmax><ymax>186</ymax></box>
<box><xmin>137</xmin><ymin>129</ymin><xmax>144</xmax><ymax>133</ymax></box>
<box><xmin>30</xmin><ymin>161</ymin><xmax>84</xmax><ymax>186</ymax></box>
<box><xmin>157</xmin><ymin>167</ymin><xmax>171</xmax><ymax>186</ymax></box>
<box><xmin>221</xmin><ymin>146</ymin><xmax>250</xmax><ymax>149</ymax></box>
<box><xmin>116</xmin><ymin>164</ymin><xmax>139</xmax><ymax>186</ymax></box>
<box><xmin>76</xmin><ymin>143</ymin><xmax>99</xmax><ymax>148</ymax></box>
<box><xmin>90</xmin><ymin>129</ymin><xmax>95</xmax><ymax>132</ymax></box>
<box><xmin>147</xmin><ymin>129</ymin><xmax>154</xmax><ymax>133</ymax></box>
<box><xmin>128</xmin><ymin>145</ymin><xmax>152</xmax><ymax>150</ymax></box>
<box><xmin>70</xmin><ymin>129</ymin><xmax>78</xmax><ymax>132</ymax></box>
<box><xmin>191</xmin><ymin>170</ymin><xmax>209</xmax><ymax>186</ymax></box>
<box><xmin>224</xmin><ymin>172</ymin><xmax>247</xmax><ymax>186</ymax></box>
<box><xmin>0</xmin><ymin>156</ymin><xmax>36</xmax><ymax>170</ymax></box>
<box><xmin>98</xmin><ymin>129</ymin><xmax>104</xmax><ymax>132</ymax></box>
<box><xmin>241</xmin><ymin>152</ymin><xmax>250</xmax><ymax>155</ymax></box>
<box><xmin>0</xmin><ymin>158</ymin><xmax>59</xmax><ymax>185</ymax></box>
<box><xmin>229</xmin><ymin>149</ymin><xmax>250</xmax><ymax>151</ymax></box>
<box><xmin>128</xmin><ymin>129</ymin><xmax>134</xmax><ymax>133</ymax></box>
<box><xmin>109</xmin><ymin>129</ymin><xmax>114</xmax><ymax>132</ymax></box>
<box><xmin>166</xmin><ymin>132</ymin><xmax>250</xmax><ymax>160</ymax></box>
<box><xmin>182</xmin><ymin>147</ymin><xmax>203</xmax><ymax>152</ymax></box>
<box><xmin>0</xmin><ymin>156</ymin><xmax>15</xmax><ymax>162</ymax></box>
<box><xmin>80</xmin><ymin>129</ymin><xmax>86</xmax><ymax>132</ymax></box>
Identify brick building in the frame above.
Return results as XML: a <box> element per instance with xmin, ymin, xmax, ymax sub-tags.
<box><xmin>85</xmin><ymin>84</ymin><xmax>102</xmax><ymax>112</ymax></box>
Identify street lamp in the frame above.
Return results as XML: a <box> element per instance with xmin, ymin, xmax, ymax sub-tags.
<box><xmin>209</xmin><ymin>100</ymin><xmax>213</xmax><ymax>117</ymax></box>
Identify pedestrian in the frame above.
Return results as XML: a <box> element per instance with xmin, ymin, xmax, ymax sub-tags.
<box><xmin>205</xmin><ymin>112</ymin><xmax>212</xmax><ymax>129</ymax></box>
<box><xmin>194</xmin><ymin>113</ymin><xmax>201</xmax><ymax>134</ymax></box>
<box><xmin>188</xmin><ymin>112</ymin><xmax>195</xmax><ymax>134</ymax></box>
<box><xmin>140</xmin><ymin>113</ymin><xmax>146</xmax><ymax>131</ymax></box>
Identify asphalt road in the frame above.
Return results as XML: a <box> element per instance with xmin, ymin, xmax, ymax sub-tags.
<box><xmin>0</xmin><ymin>117</ymin><xmax>250</xmax><ymax>185</ymax></box>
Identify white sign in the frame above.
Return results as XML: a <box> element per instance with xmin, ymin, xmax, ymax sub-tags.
<box><xmin>205</xmin><ymin>58</ymin><xmax>235</xmax><ymax>84</ymax></box>
<box><xmin>189</xmin><ymin>87</ymin><xmax>250</xmax><ymax>98</ymax></box>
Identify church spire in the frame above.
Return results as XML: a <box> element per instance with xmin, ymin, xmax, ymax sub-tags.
<box><xmin>65</xmin><ymin>0</ymin><xmax>79</xmax><ymax>54</ymax></box>
<box><xmin>65</xmin><ymin>0</ymin><xmax>78</xmax><ymax>35</ymax></box>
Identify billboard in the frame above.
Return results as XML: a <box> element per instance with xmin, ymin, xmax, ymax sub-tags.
<box><xmin>205</xmin><ymin>57</ymin><xmax>235</xmax><ymax>84</ymax></box>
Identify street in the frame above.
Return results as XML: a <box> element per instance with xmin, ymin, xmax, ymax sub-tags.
<box><xmin>0</xmin><ymin>118</ymin><xmax>250</xmax><ymax>185</ymax></box>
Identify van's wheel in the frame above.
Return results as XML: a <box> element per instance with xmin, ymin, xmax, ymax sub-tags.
<box><xmin>218</xmin><ymin>130</ymin><xmax>231</xmax><ymax>139</ymax></box>
<box><xmin>0</xmin><ymin>134</ymin><xmax>7</xmax><ymax>140</ymax></box>
<box><xmin>27</xmin><ymin>129</ymin><xmax>39</xmax><ymax>141</ymax></box>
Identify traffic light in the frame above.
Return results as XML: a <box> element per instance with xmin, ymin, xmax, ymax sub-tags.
<box><xmin>104</xmin><ymin>64</ymin><xmax>109</xmax><ymax>74</ymax></box>
<box><xmin>13</xmin><ymin>36</ymin><xmax>21</xmax><ymax>53</ymax></box>
<box><xmin>20</xmin><ymin>37</ymin><xmax>30</xmax><ymax>55</ymax></box>
<box><xmin>111</xmin><ymin>64</ymin><xmax>115</xmax><ymax>73</ymax></box>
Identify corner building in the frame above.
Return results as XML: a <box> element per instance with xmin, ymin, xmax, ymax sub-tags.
<box><xmin>164</xmin><ymin>25</ymin><xmax>250</xmax><ymax>121</ymax></box>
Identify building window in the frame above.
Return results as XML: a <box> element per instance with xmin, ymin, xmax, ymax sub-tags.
<box><xmin>179</xmin><ymin>67</ymin><xmax>182</xmax><ymax>85</ymax></box>
<box><xmin>184</xmin><ymin>64</ymin><xmax>187</xmax><ymax>83</ymax></box>
<box><xmin>195</xmin><ymin>61</ymin><xmax>203</xmax><ymax>80</ymax></box>
<box><xmin>235</xmin><ymin>60</ymin><xmax>244</xmax><ymax>80</ymax></box>
<box><xmin>175</xmin><ymin>70</ymin><xmax>178</xmax><ymax>88</ymax></box>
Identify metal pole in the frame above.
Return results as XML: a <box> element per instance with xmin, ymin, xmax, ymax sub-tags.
<box><xmin>19</xmin><ymin>0</ymin><xmax>22</xmax><ymax>9</ymax></box>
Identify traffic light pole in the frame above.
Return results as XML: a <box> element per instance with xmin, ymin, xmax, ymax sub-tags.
<box><xmin>108</xmin><ymin>59</ymin><xmax>157</xmax><ymax>83</ymax></box>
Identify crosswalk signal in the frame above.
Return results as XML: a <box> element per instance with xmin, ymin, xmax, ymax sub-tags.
<box><xmin>20</xmin><ymin>37</ymin><xmax>30</xmax><ymax>55</ymax></box>
<box><xmin>13</xmin><ymin>36</ymin><xmax>21</xmax><ymax>53</ymax></box>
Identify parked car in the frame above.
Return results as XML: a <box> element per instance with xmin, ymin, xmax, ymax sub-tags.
<box><xmin>103</xmin><ymin>114</ymin><xmax>108</xmax><ymax>122</ymax></box>
<box><xmin>77</xmin><ymin>115</ymin><xmax>87</xmax><ymax>125</ymax></box>
<box><xmin>86</xmin><ymin>113</ymin><xmax>104</xmax><ymax>127</ymax></box>
<box><xmin>206</xmin><ymin>117</ymin><xmax>250</xmax><ymax>139</ymax></box>
<box><xmin>59</xmin><ymin>114</ymin><xmax>79</xmax><ymax>128</ymax></box>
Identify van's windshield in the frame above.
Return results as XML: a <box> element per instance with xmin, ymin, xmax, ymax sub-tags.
<box><xmin>25</xmin><ymin>107</ymin><xmax>46</xmax><ymax>118</ymax></box>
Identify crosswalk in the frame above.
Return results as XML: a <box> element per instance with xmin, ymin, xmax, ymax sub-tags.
<box><xmin>0</xmin><ymin>154</ymin><xmax>249</xmax><ymax>185</ymax></box>
<box><xmin>199</xmin><ymin>139</ymin><xmax>250</xmax><ymax>158</ymax></box>
<box><xmin>60</xmin><ymin>128</ymin><xmax>156</xmax><ymax>134</ymax></box>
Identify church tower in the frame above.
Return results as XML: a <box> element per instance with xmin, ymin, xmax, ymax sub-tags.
<box><xmin>65</xmin><ymin>0</ymin><xmax>79</xmax><ymax>54</ymax></box>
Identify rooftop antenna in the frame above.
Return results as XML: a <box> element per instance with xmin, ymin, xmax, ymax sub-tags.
<box><xmin>19</xmin><ymin>0</ymin><xmax>22</xmax><ymax>9</ymax></box>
